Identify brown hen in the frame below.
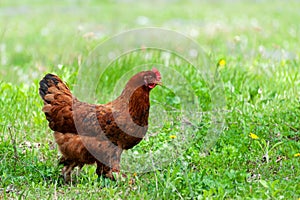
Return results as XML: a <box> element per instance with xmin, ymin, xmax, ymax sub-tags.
<box><xmin>39</xmin><ymin>69</ymin><xmax>161</xmax><ymax>182</ymax></box>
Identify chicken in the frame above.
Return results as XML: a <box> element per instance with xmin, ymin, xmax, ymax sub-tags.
<box><xmin>39</xmin><ymin>68</ymin><xmax>161</xmax><ymax>182</ymax></box>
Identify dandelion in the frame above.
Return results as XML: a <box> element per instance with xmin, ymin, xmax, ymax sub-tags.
<box><xmin>218</xmin><ymin>59</ymin><xmax>226</xmax><ymax>67</ymax></box>
<box><xmin>294</xmin><ymin>153</ymin><xmax>300</xmax><ymax>157</ymax></box>
<box><xmin>249</xmin><ymin>132</ymin><xmax>259</xmax><ymax>139</ymax></box>
<box><xmin>133</xmin><ymin>172</ymin><xmax>137</xmax><ymax>176</ymax></box>
<box><xmin>169</xmin><ymin>135</ymin><xmax>177</xmax><ymax>139</ymax></box>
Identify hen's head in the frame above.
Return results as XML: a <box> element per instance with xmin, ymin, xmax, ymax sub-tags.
<box><xmin>127</xmin><ymin>68</ymin><xmax>162</xmax><ymax>91</ymax></box>
<box><xmin>143</xmin><ymin>68</ymin><xmax>162</xmax><ymax>89</ymax></box>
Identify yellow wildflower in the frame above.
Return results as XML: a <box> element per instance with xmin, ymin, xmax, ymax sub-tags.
<box><xmin>169</xmin><ymin>135</ymin><xmax>177</xmax><ymax>139</ymax></box>
<box><xmin>218</xmin><ymin>59</ymin><xmax>226</xmax><ymax>67</ymax></box>
<box><xmin>133</xmin><ymin>172</ymin><xmax>137</xmax><ymax>176</ymax></box>
<box><xmin>294</xmin><ymin>153</ymin><xmax>300</xmax><ymax>157</ymax></box>
<box><xmin>249</xmin><ymin>133</ymin><xmax>259</xmax><ymax>139</ymax></box>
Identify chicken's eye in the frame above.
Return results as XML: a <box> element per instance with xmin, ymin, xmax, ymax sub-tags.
<box><xmin>143</xmin><ymin>75</ymin><xmax>152</xmax><ymax>85</ymax></box>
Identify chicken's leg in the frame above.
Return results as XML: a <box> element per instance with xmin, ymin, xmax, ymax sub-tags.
<box><xmin>95</xmin><ymin>147</ymin><xmax>123</xmax><ymax>180</ymax></box>
<box><xmin>62</xmin><ymin>162</ymin><xmax>76</xmax><ymax>183</ymax></box>
<box><xmin>96</xmin><ymin>161</ymin><xmax>111</xmax><ymax>178</ymax></box>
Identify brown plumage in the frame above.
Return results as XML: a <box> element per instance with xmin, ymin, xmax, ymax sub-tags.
<box><xmin>39</xmin><ymin>69</ymin><xmax>161</xmax><ymax>182</ymax></box>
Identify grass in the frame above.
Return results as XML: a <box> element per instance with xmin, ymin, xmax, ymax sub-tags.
<box><xmin>1</xmin><ymin>0</ymin><xmax>300</xmax><ymax>199</ymax></box>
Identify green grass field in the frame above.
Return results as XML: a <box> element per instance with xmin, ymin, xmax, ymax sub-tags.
<box><xmin>1</xmin><ymin>0</ymin><xmax>300</xmax><ymax>199</ymax></box>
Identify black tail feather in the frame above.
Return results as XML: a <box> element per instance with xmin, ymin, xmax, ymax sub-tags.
<box><xmin>39</xmin><ymin>73</ymin><xmax>59</xmax><ymax>99</ymax></box>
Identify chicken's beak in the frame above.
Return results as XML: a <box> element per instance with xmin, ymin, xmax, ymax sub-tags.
<box><xmin>156</xmin><ymin>81</ymin><xmax>163</xmax><ymax>86</ymax></box>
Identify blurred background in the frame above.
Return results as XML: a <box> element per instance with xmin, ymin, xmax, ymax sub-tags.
<box><xmin>1</xmin><ymin>0</ymin><xmax>299</xmax><ymax>83</ymax></box>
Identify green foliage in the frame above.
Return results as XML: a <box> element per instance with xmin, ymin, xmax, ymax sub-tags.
<box><xmin>1</xmin><ymin>0</ymin><xmax>300</xmax><ymax>199</ymax></box>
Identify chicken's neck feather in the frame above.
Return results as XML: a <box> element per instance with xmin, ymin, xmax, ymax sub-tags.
<box><xmin>114</xmin><ymin>85</ymin><xmax>150</xmax><ymax>127</ymax></box>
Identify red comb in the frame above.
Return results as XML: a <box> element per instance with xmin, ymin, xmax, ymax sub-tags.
<box><xmin>152</xmin><ymin>67</ymin><xmax>161</xmax><ymax>81</ymax></box>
